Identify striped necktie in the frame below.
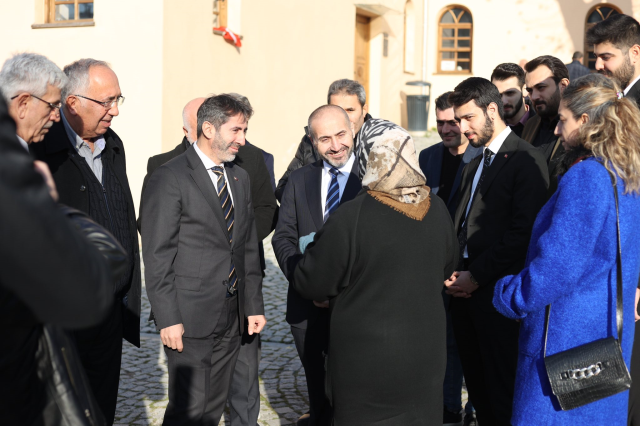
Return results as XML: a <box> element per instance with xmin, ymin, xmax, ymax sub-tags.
<box><xmin>324</xmin><ymin>167</ymin><xmax>341</xmax><ymax>222</ymax></box>
<box><xmin>211</xmin><ymin>166</ymin><xmax>237</xmax><ymax>295</ymax></box>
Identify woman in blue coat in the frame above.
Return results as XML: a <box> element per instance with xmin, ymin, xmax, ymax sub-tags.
<box><xmin>493</xmin><ymin>73</ymin><xmax>640</xmax><ymax>424</ymax></box>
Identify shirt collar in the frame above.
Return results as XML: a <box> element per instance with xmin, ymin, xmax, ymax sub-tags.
<box><xmin>625</xmin><ymin>74</ymin><xmax>640</xmax><ymax>96</ymax></box>
<box><xmin>193</xmin><ymin>142</ymin><xmax>224</xmax><ymax>170</ymax></box>
<box><xmin>484</xmin><ymin>126</ymin><xmax>512</xmax><ymax>156</ymax></box>
<box><xmin>16</xmin><ymin>135</ymin><xmax>29</xmax><ymax>151</ymax></box>
<box><xmin>323</xmin><ymin>152</ymin><xmax>356</xmax><ymax>175</ymax></box>
<box><xmin>60</xmin><ymin>110</ymin><xmax>106</xmax><ymax>152</ymax></box>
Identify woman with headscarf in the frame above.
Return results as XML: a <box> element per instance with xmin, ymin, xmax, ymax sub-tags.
<box><xmin>493</xmin><ymin>73</ymin><xmax>640</xmax><ymax>424</ymax></box>
<box><xmin>292</xmin><ymin>120</ymin><xmax>458</xmax><ymax>426</ymax></box>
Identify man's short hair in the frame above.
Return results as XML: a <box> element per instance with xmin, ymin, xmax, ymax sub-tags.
<box><xmin>434</xmin><ymin>91</ymin><xmax>453</xmax><ymax>112</ymax></box>
<box><xmin>0</xmin><ymin>53</ymin><xmax>67</xmax><ymax>103</ymax></box>
<box><xmin>197</xmin><ymin>94</ymin><xmax>254</xmax><ymax>138</ymax></box>
<box><xmin>448</xmin><ymin>77</ymin><xmax>505</xmax><ymax>120</ymax></box>
<box><xmin>490</xmin><ymin>63</ymin><xmax>526</xmax><ymax>88</ymax></box>
<box><xmin>307</xmin><ymin>104</ymin><xmax>350</xmax><ymax>141</ymax></box>
<box><xmin>227</xmin><ymin>92</ymin><xmax>252</xmax><ymax>108</ymax></box>
<box><xmin>62</xmin><ymin>58</ymin><xmax>111</xmax><ymax>101</ymax></box>
<box><xmin>327</xmin><ymin>79</ymin><xmax>366</xmax><ymax>107</ymax></box>
<box><xmin>572</xmin><ymin>51</ymin><xmax>584</xmax><ymax>60</ymax></box>
<box><xmin>586</xmin><ymin>14</ymin><xmax>640</xmax><ymax>52</ymax></box>
<box><xmin>524</xmin><ymin>55</ymin><xmax>570</xmax><ymax>84</ymax></box>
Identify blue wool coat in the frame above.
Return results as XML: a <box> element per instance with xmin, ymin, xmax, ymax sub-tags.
<box><xmin>493</xmin><ymin>158</ymin><xmax>640</xmax><ymax>425</ymax></box>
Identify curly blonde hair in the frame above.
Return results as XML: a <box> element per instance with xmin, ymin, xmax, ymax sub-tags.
<box><xmin>561</xmin><ymin>73</ymin><xmax>640</xmax><ymax>194</ymax></box>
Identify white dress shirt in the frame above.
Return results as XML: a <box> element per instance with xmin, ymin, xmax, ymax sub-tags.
<box><xmin>624</xmin><ymin>74</ymin><xmax>640</xmax><ymax>96</ymax></box>
<box><xmin>463</xmin><ymin>126</ymin><xmax>512</xmax><ymax>258</ymax></box>
<box><xmin>16</xmin><ymin>135</ymin><xmax>28</xmax><ymax>151</ymax></box>
<box><xmin>61</xmin><ymin>110</ymin><xmax>106</xmax><ymax>184</ymax></box>
<box><xmin>193</xmin><ymin>142</ymin><xmax>234</xmax><ymax>206</ymax></box>
<box><xmin>320</xmin><ymin>153</ymin><xmax>356</xmax><ymax>218</ymax></box>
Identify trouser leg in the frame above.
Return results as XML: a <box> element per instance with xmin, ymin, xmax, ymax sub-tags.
<box><xmin>228</xmin><ymin>327</ymin><xmax>261</xmax><ymax>426</ymax></box>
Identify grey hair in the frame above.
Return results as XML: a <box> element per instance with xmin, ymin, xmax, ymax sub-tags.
<box><xmin>197</xmin><ymin>94</ymin><xmax>254</xmax><ymax>138</ymax></box>
<box><xmin>327</xmin><ymin>79</ymin><xmax>366</xmax><ymax>106</ymax></box>
<box><xmin>227</xmin><ymin>92</ymin><xmax>252</xmax><ymax>108</ymax></box>
<box><xmin>62</xmin><ymin>58</ymin><xmax>110</xmax><ymax>101</ymax></box>
<box><xmin>0</xmin><ymin>52</ymin><xmax>67</xmax><ymax>103</ymax></box>
<box><xmin>307</xmin><ymin>105</ymin><xmax>351</xmax><ymax>141</ymax></box>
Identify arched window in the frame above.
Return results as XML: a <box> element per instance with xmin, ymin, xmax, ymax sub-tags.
<box><xmin>584</xmin><ymin>4</ymin><xmax>621</xmax><ymax>70</ymax></box>
<box><xmin>437</xmin><ymin>5</ymin><xmax>473</xmax><ymax>74</ymax></box>
<box><xmin>404</xmin><ymin>1</ymin><xmax>416</xmax><ymax>73</ymax></box>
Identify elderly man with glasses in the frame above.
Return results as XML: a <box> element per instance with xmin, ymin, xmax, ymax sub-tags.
<box><xmin>31</xmin><ymin>58</ymin><xmax>140</xmax><ymax>426</ymax></box>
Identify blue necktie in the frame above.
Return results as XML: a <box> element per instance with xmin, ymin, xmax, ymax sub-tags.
<box><xmin>211</xmin><ymin>166</ymin><xmax>237</xmax><ymax>295</ymax></box>
<box><xmin>324</xmin><ymin>167</ymin><xmax>340</xmax><ymax>222</ymax></box>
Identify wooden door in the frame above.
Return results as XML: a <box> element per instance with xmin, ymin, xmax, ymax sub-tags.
<box><xmin>354</xmin><ymin>15</ymin><xmax>370</xmax><ymax>96</ymax></box>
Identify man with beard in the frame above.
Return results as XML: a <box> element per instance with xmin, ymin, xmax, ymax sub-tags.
<box><xmin>275</xmin><ymin>79</ymin><xmax>371</xmax><ymax>201</ymax></box>
<box><xmin>141</xmin><ymin>94</ymin><xmax>266</xmax><ymax>424</ymax></box>
<box><xmin>586</xmin><ymin>14</ymin><xmax>640</xmax><ymax>425</ymax></box>
<box><xmin>272</xmin><ymin>105</ymin><xmax>362</xmax><ymax>426</ymax></box>
<box><xmin>444</xmin><ymin>78</ymin><xmax>548</xmax><ymax>426</ymax></box>
<box><xmin>522</xmin><ymin>56</ymin><xmax>570</xmax><ymax>195</ymax></box>
<box><xmin>419</xmin><ymin>91</ymin><xmax>481</xmax><ymax>426</ymax></box>
<box><xmin>491</xmin><ymin>63</ymin><xmax>535</xmax><ymax>138</ymax></box>
<box><xmin>587</xmin><ymin>14</ymin><xmax>640</xmax><ymax>107</ymax></box>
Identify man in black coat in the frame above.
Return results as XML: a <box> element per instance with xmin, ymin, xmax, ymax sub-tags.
<box><xmin>0</xmin><ymin>95</ymin><xmax>114</xmax><ymax>425</ymax></box>
<box><xmin>444</xmin><ymin>78</ymin><xmax>549</xmax><ymax>426</ymax></box>
<box><xmin>275</xmin><ymin>79</ymin><xmax>371</xmax><ymax>201</ymax></box>
<box><xmin>586</xmin><ymin>14</ymin><xmax>640</xmax><ymax>424</ymax></box>
<box><xmin>565</xmin><ymin>51</ymin><xmax>591</xmax><ymax>81</ymax></box>
<box><xmin>272</xmin><ymin>105</ymin><xmax>362</xmax><ymax>426</ymax></box>
<box><xmin>30</xmin><ymin>59</ymin><xmax>140</xmax><ymax>425</ymax></box>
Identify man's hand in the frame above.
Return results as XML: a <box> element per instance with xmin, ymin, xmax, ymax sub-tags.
<box><xmin>635</xmin><ymin>289</ymin><xmax>640</xmax><ymax>322</ymax></box>
<box><xmin>247</xmin><ymin>315</ymin><xmax>267</xmax><ymax>335</ymax></box>
<box><xmin>160</xmin><ymin>323</ymin><xmax>185</xmax><ymax>352</ymax></box>
<box><xmin>313</xmin><ymin>300</ymin><xmax>330</xmax><ymax>309</ymax></box>
<box><xmin>34</xmin><ymin>161</ymin><xmax>58</xmax><ymax>202</ymax></box>
<box><xmin>445</xmin><ymin>270</ymin><xmax>478</xmax><ymax>298</ymax></box>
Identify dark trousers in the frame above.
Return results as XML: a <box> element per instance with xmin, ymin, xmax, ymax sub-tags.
<box><xmin>450</xmin><ymin>296</ymin><xmax>519</xmax><ymax>426</ymax></box>
<box><xmin>163</xmin><ymin>295</ymin><xmax>241</xmax><ymax>426</ymax></box>
<box><xmin>228</xmin><ymin>328</ymin><xmax>261</xmax><ymax>426</ymax></box>
<box><xmin>290</xmin><ymin>310</ymin><xmax>332</xmax><ymax>426</ymax></box>
<box><xmin>628</xmin><ymin>322</ymin><xmax>640</xmax><ymax>425</ymax></box>
<box><xmin>73</xmin><ymin>300</ymin><xmax>124</xmax><ymax>425</ymax></box>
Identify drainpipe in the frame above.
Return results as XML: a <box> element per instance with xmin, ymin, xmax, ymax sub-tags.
<box><xmin>422</xmin><ymin>0</ymin><xmax>429</xmax><ymax>95</ymax></box>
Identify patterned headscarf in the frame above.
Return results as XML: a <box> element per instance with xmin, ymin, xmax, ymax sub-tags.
<box><xmin>360</xmin><ymin>119</ymin><xmax>431</xmax><ymax>219</ymax></box>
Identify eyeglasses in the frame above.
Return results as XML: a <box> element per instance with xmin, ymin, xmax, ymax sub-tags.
<box><xmin>74</xmin><ymin>94</ymin><xmax>125</xmax><ymax>109</ymax></box>
<box><xmin>11</xmin><ymin>94</ymin><xmax>62</xmax><ymax>111</ymax></box>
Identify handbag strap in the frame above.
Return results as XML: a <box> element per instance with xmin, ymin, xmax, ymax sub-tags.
<box><xmin>544</xmin><ymin>168</ymin><xmax>623</xmax><ymax>357</ymax></box>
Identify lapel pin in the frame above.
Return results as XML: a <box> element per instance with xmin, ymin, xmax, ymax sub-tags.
<box><xmin>504</xmin><ymin>154</ymin><xmax>508</xmax><ymax>158</ymax></box>
<box><xmin>234</xmin><ymin>176</ymin><xmax>238</xmax><ymax>181</ymax></box>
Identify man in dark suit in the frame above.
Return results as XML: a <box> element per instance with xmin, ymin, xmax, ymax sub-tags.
<box><xmin>272</xmin><ymin>105</ymin><xmax>362</xmax><ymax>426</ymax></box>
<box><xmin>491</xmin><ymin>63</ymin><xmax>535</xmax><ymax>138</ymax></box>
<box><xmin>565</xmin><ymin>51</ymin><xmax>591</xmax><ymax>81</ymax></box>
<box><xmin>586</xmin><ymin>14</ymin><xmax>640</xmax><ymax>424</ymax></box>
<box><xmin>444</xmin><ymin>78</ymin><xmax>549</xmax><ymax>426</ymax></box>
<box><xmin>142</xmin><ymin>94</ymin><xmax>266</xmax><ymax>424</ymax></box>
<box><xmin>30</xmin><ymin>58</ymin><xmax>141</xmax><ymax>425</ymax></box>
<box><xmin>419</xmin><ymin>91</ymin><xmax>480</xmax><ymax>426</ymax></box>
<box><xmin>522</xmin><ymin>56</ymin><xmax>570</xmax><ymax>195</ymax></box>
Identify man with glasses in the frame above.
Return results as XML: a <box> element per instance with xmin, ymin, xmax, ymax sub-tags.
<box><xmin>0</xmin><ymin>52</ymin><xmax>67</xmax><ymax>150</ymax></box>
<box><xmin>31</xmin><ymin>58</ymin><xmax>140</xmax><ymax>425</ymax></box>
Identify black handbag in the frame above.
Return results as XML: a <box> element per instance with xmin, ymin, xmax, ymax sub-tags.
<box><xmin>543</xmin><ymin>170</ymin><xmax>632</xmax><ymax>411</ymax></box>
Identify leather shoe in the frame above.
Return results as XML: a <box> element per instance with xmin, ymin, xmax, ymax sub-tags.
<box><xmin>463</xmin><ymin>412</ymin><xmax>478</xmax><ymax>426</ymax></box>
<box><xmin>297</xmin><ymin>413</ymin><xmax>311</xmax><ymax>426</ymax></box>
<box><xmin>443</xmin><ymin>407</ymin><xmax>463</xmax><ymax>426</ymax></box>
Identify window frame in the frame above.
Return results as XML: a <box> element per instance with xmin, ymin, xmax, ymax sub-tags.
<box><xmin>436</xmin><ymin>5</ymin><xmax>473</xmax><ymax>75</ymax></box>
<box><xmin>47</xmin><ymin>0</ymin><xmax>94</xmax><ymax>24</ymax></box>
<box><xmin>584</xmin><ymin>4</ymin><xmax>622</xmax><ymax>71</ymax></box>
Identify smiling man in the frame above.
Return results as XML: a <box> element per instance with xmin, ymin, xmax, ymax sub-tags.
<box><xmin>30</xmin><ymin>58</ymin><xmax>141</xmax><ymax>425</ymax></box>
<box><xmin>445</xmin><ymin>77</ymin><xmax>548</xmax><ymax>426</ymax></box>
<box><xmin>491</xmin><ymin>63</ymin><xmax>534</xmax><ymax>138</ymax></box>
<box><xmin>587</xmin><ymin>14</ymin><xmax>640</xmax><ymax>107</ymax></box>
<box><xmin>272</xmin><ymin>105</ymin><xmax>362</xmax><ymax>426</ymax></box>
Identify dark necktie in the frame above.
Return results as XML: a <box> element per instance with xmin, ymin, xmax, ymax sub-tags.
<box><xmin>211</xmin><ymin>166</ymin><xmax>237</xmax><ymax>295</ymax></box>
<box><xmin>457</xmin><ymin>149</ymin><xmax>493</xmax><ymax>262</ymax></box>
<box><xmin>324</xmin><ymin>167</ymin><xmax>340</xmax><ymax>222</ymax></box>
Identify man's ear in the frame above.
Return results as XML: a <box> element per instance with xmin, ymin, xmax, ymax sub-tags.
<box><xmin>14</xmin><ymin>93</ymin><xmax>31</xmax><ymax>119</ymax></box>
<box><xmin>182</xmin><ymin>126</ymin><xmax>189</xmax><ymax>139</ymax></box>
<box><xmin>65</xmin><ymin>96</ymin><xmax>80</xmax><ymax>116</ymax></box>
<box><xmin>201</xmin><ymin>121</ymin><xmax>215</xmax><ymax>140</ymax></box>
<box><xmin>362</xmin><ymin>103</ymin><xmax>368</xmax><ymax>116</ymax></box>
<box><xmin>350</xmin><ymin>121</ymin><xmax>355</xmax><ymax>138</ymax></box>
<box><xmin>487</xmin><ymin>102</ymin><xmax>499</xmax><ymax>121</ymax></box>
<box><xmin>559</xmin><ymin>78</ymin><xmax>570</xmax><ymax>93</ymax></box>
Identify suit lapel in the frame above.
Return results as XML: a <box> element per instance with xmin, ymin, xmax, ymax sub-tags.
<box><xmin>454</xmin><ymin>155</ymin><xmax>480</xmax><ymax>229</ymax></box>
<box><xmin>427</xmin><ymin>144</ymin><xmax>444</xmax><ymax>193</ymax></box>
<box><xmin>186</xmin><ymin>148</ymin><xmax>230</xmax><ymax>241</ymax></box>
<box><xmin>478</xmin><ymin>133</ymin><xmax>518</xmax><ymax>198</ymax></box>
<box><xmin>225</xmin><ymin>163</ymin><xmax>243</xmax><ymax>248</ymax></box>
<box><xmin>304</xmin><ymin>161</ymin><xmax>324</xmax><ymax>230</ymax></box>
<box><xmin>449</xmin><ymin>145</ymin><xmax>481</xmax><ymax>206</ymax></box>
<box><xmin>340</xmin><ymin>157</ymin><xmax>362</xmax><ymax>204</ymax></box>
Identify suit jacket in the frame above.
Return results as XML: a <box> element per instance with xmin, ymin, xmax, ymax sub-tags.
<box><xmin>419</xmin><ymin>142</ymin><xmax>482</xmax><ymax>218</ymax></box>
<box><xmin>141</xmin><ymin>147</ymin><xmax>264</xmax><ymax>337</ymax></box>
<box><xmin>453</xmin><ymin>131</ymin><xmax>549</xmax><ymax>310</ymax></box>
<box><xmin>520</xmin><ymin>113</ymin><xmax>565</xmax><ymax>196</ymax></box>
<box><xmin>625</xmin><ymin>80</ymin><xmax>640</xmax><ymax>108</ymax></box>
<box><xmin>272</xmin><ymin>158</ymin><xmax>361</xmax><ymax>328</ymax></box>
<box><xmin>565</xmin><ymin>60</ymin><xmax>591</xmax><ymax>82</ymax></box>
<box><xmin>139</xmin><ymin>137</ymin><xmax>277</xmax><ymax>240</ymax></box>
<box><xmin>30</xmin><ymin>120</ymin><xmax>141</xmax><ymax>347</ymax></box>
